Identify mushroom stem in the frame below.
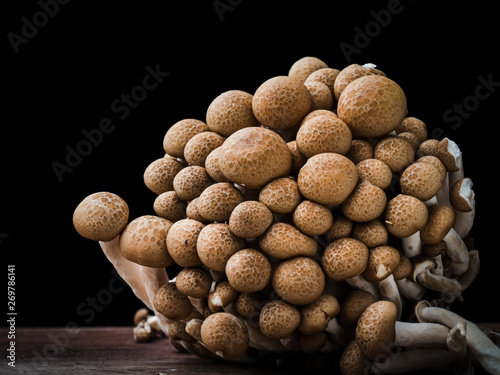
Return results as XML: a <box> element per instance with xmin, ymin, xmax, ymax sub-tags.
<box><xmin>436</xmin><ymin>173</ymin><xmax>451</xmax><ymax>207</ymax></box>
<box><xmin>346</xmin><ymin>275</ymin><xmax>381</xmax><ymax>300</ymax></box>
<box><xmin>448</xmin><ymin>151</ymin><xmax>464</xmax><ymax>189</ymax></box>
<box><xmin>443</xmin><ymin>228</ymin><xmax>469</xmax><ymax>277</ymax></box>
<box><xmin>370</xmin><ymin>348</ymin><xmax>457</xmax><ymax>374</ymax></box>
<box><xmin>244</xmin><ymin>321</ymin><xmax>287</xmax><ymax>353</ymax></box>
<box><xmin>416</xmin><ymin>268</ymin><xmax>463</xmax><ymax>304</ymax></box>
<box><xmin>395</xmin><ymin>278</ymin><xmax>427</xmax><ymax>301</ymax></box>
<box><xmin>394</xmin><ymin>321</ymin><xmax>450</xmax><ymax>348</ymax></box>
<box><xmin>416</xmin><ymin>302</ymin><xmax>500</xmax><ymax>375</ymax></box>
<box><xmin>447</xmin><ymin>322</ymin><xmax>473</xmax><ymax>375</ymax></box>
<box><xmin>325</xmin><ymin>317</ymin><xmax>355</xmax><ymax>347</ymax></box>
<box><xmin>458</xmin><ymin>250</ymin><xmax>480</xmax><ymax>291</ymax></box>
<box><xmin>454</xmin><ymin>210</ymin><xmax>475</xmax><ymax>239</ymax></box>
<box><xmin>378</xmin><ymin>275</ymin><xmax>402</xmax><ymax>321</ymax></box>
<box><xmin>401</xmin><ymin>232</ymin><xmax>421</xmax><ymax>258</ymax></box>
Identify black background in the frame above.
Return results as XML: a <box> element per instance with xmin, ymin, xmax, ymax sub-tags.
<box><xmin>2</xmin><ymin>1</ymin><xmax>499</xmax><ymax>330</ymax></box>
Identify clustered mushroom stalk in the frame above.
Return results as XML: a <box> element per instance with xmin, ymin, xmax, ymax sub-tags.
<box><xmin>72</xmin><ymin>57</ymin><xmax>495</xmax><ymax>374</ymax></box>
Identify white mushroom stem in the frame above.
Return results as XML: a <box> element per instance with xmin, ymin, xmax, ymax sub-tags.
<box><xmin>458</xmin><ymin>250</ymin><xmax>480</xmax><ymax>290</ymax></box>
<box><xmin>401</xmin><ymin>232</ymin><xmax>421</xmax><ymax>258</ymax></box>
<box><xmin>416</xmin><ymin>268</ymin><xmax>463</xmax><ymax>304</ymax></box>
<box><xmin>346</xmin><ymin>275</ymin><xmax>381</xmax><ymax>300</ymax></box>
<box><xmin>417</xmin><ymin>303</ymin><xmax>500</xmax><ymax>375</ymax></box>
<box><xmin>447</xmin><ymin>322</ymin><xmax>473</xmax><ymax>375</ymax></box>
<box><xmin>394</xmin><ymin>321</ymin><xmax>450</xmax><ymax>348</ymax></box>
<box><xmin>454</xmin><ymin>210</ymin><xmax>475</xmax><ymax>239</ymax></box>
<box><xmin>370</xmin><ymin>348</ymin><xmax>457</xmax><ymax>374</ymax></box>
<box><xmin>325</xmin><ymin>317</ymin><xmax>355</xmax><ymax>347</ymax></box>
<box><xmin>430</xmin><ymin>255</ymin><xmax>444</xmax><ymax>276</ymax></box>
<box><xmin>443</xmin><ymin>228</ymin><xmax>469</xmax><ymax>277</ymax></box>
<box><xmin>436</xmin><ymin>173</ymin><xmax>451</xmax><ymax>207</ymax></box>
<box><xmin>449</xmin><ymin>150</ymin><xmax>464</xmax><ymax>189</ymax></box>
<box><xmin>378</xmin><ymin>275</ymin><xmax>402</xmax><ymax>320</ymax></box>
<box><xmin>244</xmin><ymin>321</ymin><xmax>287</xmax><ymax>353</ymax></box>
<box><xmin>396</xmin><ymin>278</ymin><xmax>427</xmax><ymax>301</ymax></box>
<box><xmin>424</xmin><ymin>195</ymin><xmax>438</xmax><ymax>206</ymax></box>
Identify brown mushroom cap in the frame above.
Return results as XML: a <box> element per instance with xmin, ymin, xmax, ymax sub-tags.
<box><xmin>143</xmin><ymin>158</ymin><xmax>184</xmax><ymax>195</ymax></box>
<box><xmin>420</xmin><ymin>205</ymin><xmax>456</xmax><ymax>245</ymax></box>
<box><xmin>218</xmin><ymin>127</ymin><xmax>292</xmax><ymax>189</ymax></box>
<box><xmin>196</xmin><ymin>223</ymin><xmax>246</xmax><ymax>271</ymax></box>
<box><xmin>185</xmin><ymin>197</ymin><xmax>211</xmax><ymax>224</ymax></box>
<box><xmin>334</xmin><ymin>63</ymin><xmax>385</xmax><ymax>101</ymax></box>
<box><xmin>225</xmin><ymin>249</ymin><xmax>271</xmax><ymax>293</ymax></box>
<box><xmin>436</xmin><ymin>138</ymin><xmax>461</xmax><ymax>172</ymax></box>
<box><xmin>296</xmin><ymin>115</ymin><xmax>352</xmax><ymax>158</ymax></box>
<box><xmin>200</xmin><ymin>312</ymin><xmax>249</xmax><ymax>359</ymax></box>
<box><xmin>252</xmin><ymin>76</ymin><xmax>312</xmax><ymax>130</ymax></box>
<box><xmin>173</xmin><ymin>166</ymin><xmax>212</xmax><ymax>202</ymax></box>
<box><xmin>289</xmin><ymin>56</ymin><xmax>329</xmax><ymax>83</ymax></box>
<box><xmin>175</xmin><ymin>267</ymin><xmax>212</xmax><ymax>298</ymax></box>
<box><xmin>273</xmin><ymin>257</ymin><xmax>325</xmax><ymax>305</ymax></box>
<box><xmin>337</xmin><ymin>75</ymin><xmax>407</xmax><ymax>138</ymax></box>
<box><xmin>392</xmin><ymin>255</ymin><xmax>412</xmax><ymax>280</ymax></box>
<box><xmin>355</xmin><ymin>300</ymin><xmax>397</xmax><ymax>362</ymax></box>
<box><xmin>259</xmin><ymin>222</ymin><xmax>317</xmax><ymax>259</ymax></box>
<box><xmin>323</xmin><ymin>212</ymin><xmax>353</xmax><ymax>243</ymax></box>
<box><xmin>204</xmin><ymin>147</ymin><xmax>230</xmax><ymax>183</ymax></box>
<box><xmin>304</xmin><ymin>67</ymin><xmax>340</xmax><ymax>98</ymax></box>
<box><xmin>300</xmin><ymin>109</ymin><xmax>338</xmax><ymax>126</ymax></box>
<box><xmin>259</xmin><ymin>177</ymin><xmax>302</xmax><ymax>214</ymax></box>
<box><xmin>293</xmin><ymin>200</ymin><xmax>334</xmax><ymax>236</ymax></box>
<box><xmin>384</xmin><ymin>195</ymin><xmax>429</xmax><ymax>238</ymax></box>
<box><xmin>196</xmin><ymin>182</ymin><xmax>244</xmax><ymax>222</ymax></box>
<box><xmin>297</xmin><ymin>153</ymin><xmax>358</xmax><ymax>205</ymax></box>
<box><xmin>340</xmin><ymin>182</ymin><xmax>387</xmax><ymax>222</ymax></box>
<box><xmin>340</xmin><ymin>340</ymin><xmax>369</xmax><ymax>375</ymax></box>
<box><xmin>395</xmin><ymin>117</ymin><xmax>428</xmax><ymax>143</ymax></box>
<box><xmin>346</xmin><ymin>139</ymin><xmax>374</xmax><ymax>165</ymax></box>
<box><xmin>208</xmin><ymin>281</ymin><xmax>239</xmax><ymax>312</ymax></box>
<box><xmin>298</xmin><ymin>294</ymin><xmax>340</xmax><ymax>335</ymax></box>
<box><xmin>183</xmin><ymin>131</ymin><xmax>225</xmax><ymax>167</ymax></box>
<box><xmin>449</xmin><ymin>178</ymin><xmax>474</xmax><ymax>212</ymax></box>
<box><xmin>163</xmin><ymin>118</ymin><xmax>209</xmax><ymax>158</ymax></box>
<box><xmin>361</xmin><ymin>245</ymin><xmax>401</xmax><ymax>282</ymax></box>
<box><xmin>322</xmin><ymin>238</ymin><xmax>369</xmax><ymax>281</ymax></box>
<box><xmin>304</xmin><ymin>81</ymin><xmax>333</xmax><ymax>110</ymax></box>
<box><xmin>153</xmin><ymin>191</ymin><xmax>186</xmax><ymax>222</ymax></box>
<box><xmin>397</xmin><ymin>131</ymin><xmax>420</xmax><ymax>150</ymax></box>
<box><xmin>339</xmin><ymin>290</ymin><xmax>377</xmax><ymax>328</ymax></box>
<box><xmin>355</xmin><ymin>159</ymin><xmax>392</xmax><ymax>190</ymax></box>
<box><xmin>235</xmin><ymin>292</ymin><xmax>264</xmax><ymax>325</ymax></box>
<box><xmin>352</xmin><ymin>219</ymin><xmax>388</xmax><ymax>248</ymax></box>
<box><xmin>374</xmin><ymin>136</ymin><xmax>415</xmax><ymax>173</ymax></box>
<box><xmin>153</xmin><ymin>282</ymin><xmax>193</xmax><ymax>321</ymax></box>
<box><xmin>206</xmin><ymin>90</ymin><xmax>259</xmax><ymax>137</ymax></box>
<box><xmin>228</xmin><ymin>200</ymin><xmax>273</xmax><ymax>239</ymax></box>
<box><xmin>416</xmin><ymin>155</ymin><xmax>447</xmax><ymax>182</ymax></box>
<box><xmin>73</xmin><ymin>192</ymin><xmax>129</xmax><ymax>241</ymax></box>
<box><xmin>259</xmin><ymin>300</ymin><xmax>301</xmax><ymax>339</ymax></box>
<box><xmin>416</xmin><ymin>139</ymin><xmax>439</xmax><ymax>159</ymax></box>
<box><xmin>400</xmin><ymin>162</ymin><xmax>443</xmax><ymax>201</ymax></box>
<box><xmin>287</xmin><ymin>140</ymin><xmax>307</xmax><ymax>175</ymax></box>
<box><xmin>166</xmin><ymin>218</ymin><xmax>205</xmax><ymax>267</ymax></box>
<box><xmin>119</xmin><ymin>215</ymin><xmax>173</xmax><ymax>268</ymax></box>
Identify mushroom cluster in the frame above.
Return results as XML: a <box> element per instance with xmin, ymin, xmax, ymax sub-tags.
<box><xmin>73</xmin><ymin>57</ymin><xmax>499</xmax><ymax>374</ymax></box>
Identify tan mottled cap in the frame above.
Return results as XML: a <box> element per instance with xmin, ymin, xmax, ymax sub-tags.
<box><xmin>163</xmin><ymin>119</ymin><xmax>208</xmax><ymax>158</ymax></box>
<box><xmin>259</xmin><ymin>222</ymin><xmax>317</xmax><ymax>259</ymax></box>
<box><xmin>200</xmin><ymin>312</ymin><xmax>249</xmax><ymax>359</ymax></box>
<box><xmin>323</xmin><ymin>212</ymin><xmax>353</xmax><ymax>243</ymax></box>
<box><xmin>259</xmin><ymin>300</ymin><xmax>301</xmax><ymax>339</ymax></box>
<box><xmin>449</xmin><ymin>178</ymin><xmax>474</xmax><ymax>212</ymax></box>
<box><xmin>228</xmin><ymin>201</ymin><xmax>273</xmax><ymax>239</ymax></box>
<box><xmin>385</xmin><ymin>195</ymin><xmax>429</xmax><ymax>238</ymax></box>
<box><xmin>334</xmin><ymin>63</ymin><xmax>385</xmax><ymax>100</ymax></box>
<box><xmin>153</xmin><ymin>191</ymin><xmax>186</xmax><ymax>222</ymax></box>
<box><xmin>119</xmin><ymin>215</ymin><xmax>173</xmax><ymax>268</ymax></box>
<box><xmin>416</xmin><ymin>139</ymin><xmax>439</xmax><ymax>159</ymax></box>
<box><xmin>300</xmin><ymin>109</ymin><xmax>337</xmax><ymax>126</ymax></box>
<box><xmin>73</xmin><ymin>192</ymin><xmax>129</xmax><ymax>241</ymax></box>
<box><xmin>355</xmin><ymin>159</ymin><xmax>392</xmax><ymax>190</ymax></box>
<box><xmin>208</xmin><ymin>281</ymin><xmax>239</xmax><ymax>312</ymax></box>
<box><xmin>252</xmin><ymin>76</ymin><xmax>311</xmax><ymax>130</ymax></box>
<box><xmin>346</xmin><ymin>139</ymin><xmax>374</xmax><ymax>165</ymax></box>
<box><xmin>225</xmin><ymin>249</ymin><xmax>271</xmax><ymax>293</ymax></box>
<box><xmin>296</xmin><ymin>115</ymin><xmax>352</xmax><ymax>158</ymax></box>
<box><xmin>218</xmin><ymin>127</ymin><xmax>292</xmax><ymax>189</ymax></box>
<box><xmin>173</xmin><ymin>166</ymin><xmax>212</xmax><ymax>202</ymax></box>
<box><xmin>196</xmin><ymin>182</ymin><xmax>244</xmax><ymax>222</ymax></box>
<box><xmin>397</xmin><ymin>131</ymin><xmax>420</xmax><ymax>150</ymax></box>
<box><xmin>259</xmin><ymin>177</ymin><xmax>302</xmax><ymax>214</ymax></box>
<box><xmin>289</xmin><ymin>56</ymin><xmax>329</xmax><ymax>83</ymax></box>
<box><xmin>322</xmin><ymin>238</ymin><xmax>369</xmax><ymax>281</ymax></box>
<box><xmin>339</xmin><ymin>290</ymin><xmax>377</xmax><ymax>328</ymax></box>
<box><xmin>235</xmin><ymin>292</ymin><xmax>264</xmax><ymax>324</ymax></box>
<box><xmin>175</xmin><ymin>267</ymin><xmax>212</xmax><ymax>298</ymax></box>
<box><xmin>204</xmin><ymin>147</ymin><xmax>230</xmax><ymax>183</ymax></box>
<box><xmin>340</xmin><ymin>340</ymin><xmax>369</xmax><ymax>375</ymax></box>
<box><xmin>293</xmin><ymin>200</ymin><xmax>333</xmax><ymax>236</ymax></box>
<box><xmin>206</xmin><ymin>90</ymin><xmax>259</xmax><ymax>137</ymax></box>
<box><xmin>416</xmin><ymin>155</ymin><xmax>447</xmax><ymax>182</ymax></box>
<box><xmin>298</xmin><ymin>294</ymin><xmax>340</xmax><ymax>335</ymax></box>
<box><xmin>298</xmin><ymin>153</ymin><xmax>358</xmax><ymax>205</ymax></box>
<box><xmin>352</xmin><ymin>219</ymin><xmax>388</xmax><ymax>248</ymax></box>
<box><xmin>392</xmin><ymin>255</ymin><xmax>412</xmax><ymax>280</ymax></box>
<box><xmin>340</xmin><ymin>182</ymin><xmax>387</xmax><ymax>223</ymax></box>
<box><xmin>143</xmin><ymin>158</ymin><xmax>184</xmax><ymax>195</ymax></box>
<box><xmin>361</xmin><ymin>245</ymin><xmax>401</xmax><ymax>282</ymax></box>
<box><xmin>337</xmin><ymin>75</ymin><xmax>406</xmax><ymax>138</ymax></box>
<box><xmin>304</xmin><ymin>81</ymin><xmax>333</xmax><ymax>110</ymax></box>
<box><xmin>183</xmin><ymin>131</ymin><xmax>225</xmax><ymax>167</ymax></box>
<box><xmin>420</xmin><ymin>205</ymin><xmax>456</xmax><ymax>245</ymax></box>
<box><xmin>273</xmin><ymin>257</ymin><xmax>325</xmax><ymax>305</ymax></box>
<box><xmin>304</xmin><ymin>67</ymin><xmax>340</xmax><ymax>98</ymax></box>
<box><xmin>436</xmin><ymin>138</ymin><xmax>461</xmax><ymax>172</ymax></box>
<box><xmin>166</xmin><ymin>218</ymin><xmax>205</xmax><ymax>267</ymax></box>
<box><xmin>287</xmin><ymin>140</ymin><xmax>307</xmax><ymax>175</ymax></box>
<box><xmin>374</xmin><ymin>136</ymin><xmax>415</xmax><ymax>173</ymax></box>
<box><xmin>153</xmin><ymin>282</ymin><xmax>192</xmax><ymax>320</ymax></box>
<box><xmin>185</xmin><ymin>197</ymin><xmax>211</xmax><ymax>224</ymax></box>
<box><xmin>400</xmin><ymin>161</ymin><xmax>443</xmax><ymax>201</ymax></box>
<box><xmin>396</xmin><ymin>117</ymin><xmax>428</xmax><ymax>143</ymax></box>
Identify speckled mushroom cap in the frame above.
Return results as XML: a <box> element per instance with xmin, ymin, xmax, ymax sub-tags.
<box><xmin>119</xmin><ymin>215</ymin><xmax>173</xmax><ymax>268</ymax></box>
<box><xmin>384</xmin><ymin>194</ymin><xmax>429</xmax><ymax>238</ymax></box>
<box><xmin>153</xmin><ymin>282</ymin><xmax>193</xmax><ymax>320</ymax></box>
<box><xmin>334</xmin><ymin>63</ymin><xmax>385</xmax><ymax>100</ymax></box>
<box><xmin>450</xmin><ymin>178</ymin><xmax>474</xmax><ymax>212</ymax></box>
<box><xmin>196</xmin><ymin>223</ymin><xmax>246</xmax><ymax>272</ymax></box>
<box><xmin>208</xmin><ymin>281</ymin><xmax>239</xmax><ymax>312</ymax></box>
<box><xmin>183</xmin><ymin>131</ymin><xmax>225</xmax><ymax>167</ymax></box>
<box><xmin>436</xmin><ymin>138</ymin><xmax>461</xmax><ymax>172</ymax></box>
<box><xmin>298</xmin><ymin>294</ymin><xmax>340</xmax><ymax>335</ymax></box>
<box><xmin>218</xmin><ymin>127</ymin><xmax>292</xmax><ymax>190</ymax></box>
<box><xmin>163</xmin><ymin>118</ymin><xmax>208</xmax><ymax>158</ymax></box>
<box><xmin>400</xmin><ymin>162</ymin><xmax>443</xmax><ymax>201</ymax></box>
<box><xmin>339</xmin><ymin>340</ymin><xmax>368</xmax><ymax>375</ymax></box>
<box><xmin>420</xmin><ymin>205</ymin><xmax>456</xmax><ymax>245</ymax></box>
<box><xmin>153</xmin><ymin>191</ymin><xmax>186</xmax><ymax>222</ymax></box>
<box><xmin>416</xmin><ymin>155</ymin><xmax>447</xmax><ymax>182</ymax></box>
<box><xmin>235</xmin><ymin>292</ymin><xmax>264</xmax><ymax>324</ymax></box>
<box><xmin>361</xmin><ymin>245</ymin><xmax>401</xmax><ymax>283</ymax></box>
<box><xmin>288</xmin><ymin>56</ymin><xmax>329</xmax><ymax>83</ymax></box>
<box><xmin>293</xmin><ymin>200</ymin><xmax>333</xmax><ymax>236</ymax></box>
<box><xmin>259</xmin><ymin>177</ymin><xmax>302</xmax><ymax>214</ymax></box>
<box><xmin>206</xmin><ymin>90</ymin><xmax>259</xmax><ymax>137</ymax></box>
<box><xmin>143</xmin><ymin>158</ymin><xmax>184</xmax><ymax>195</ymax></box>
<box><xmin>185</xmin><ymin>197</ymin><xmax>211</xmax><ymax>224</ymax></box>
<box><xmin>355</xmin><ymin>300</ymin><xmax>397</xmax><ymax>362</ymax></box>
<box><xmin>340</xmin><ymin>182</ymin><xmax>387</xmax><ymax>223</ymax></box>
<box><xmin>204</xmin><ymin>147</ymin><xmax>230</xmax><ymax>183</ymax></box>
<box><xmin>304</xmin><ymin>81</ymin><xmax>333</xmax><ymax>110</ymax></box>
<box><xmin>175</xmin><ymin>267</ymin><xmax>212</xmax><ymax>299</ymax></box>
<box><xmin>352</xmin><ymin>219</ymin><xmax>388</xmax><ymax>248</ymax></box>
<box><xmin>252</xmin><ymin>76</ymin><xmax>312</xmax><ymax>130</ymax></box>
<box><xmin>392</xmin><ymin>255</ymin><xmax>412</xmax><ymax>280</ymax></box>
<box><xmin>259</xmin><ymin>222</ymin><xmax>317</xmax><ymax>259</ymax></box>
<box><xmin>272</xmin><ymin>257</ymin><xmax>325</xmax><ymax>305</ymax></box>
<box><xmin>322</xmin><ymin>238</ymin><xmax>369</xmax><ymax>281</ymax></box>
<box><xmin>297</xmin><ymin>153</ymin><xmax>358</xmax><ymax>206</ymax></box>
<box><xmin>259</xmin><ymin>300</ymin><xmax>301</xmax><ymax>339</ymax></box>
<box><xmin>338</xmin><ymin>290</ymin><xmax>377</xmax><ymax>327</ymax></box>
<box><xmin>346</xmin><ymin>139</ymin><xmax>374</xmax><ymax>165</ymax></box>
<box><xmin>304</xmin><ymin>68</ymin><xmax>340</xmax><ymax>98</ymax></box>
<box><xmin>196</xmin><ymin>182</ymin><xmax>244</xmax><ymax>222</ymax></box>
<box><xmin>225</xmin><ymin>249</ymin><xmax>271</xmax><ymax>293</ymax></box>
<box><xmin>416</xmin><ymin>139</ymin><xmax>439</xmax><ymax>159</ymax></box>
<box><xmin>323</xmin><ymin>212</ymin><xmax>353</xmax><ymax>243</ymax></box>
<box><xmin>166</xmin><ymin>218</ymin><xmax>205</xmax><ymax>267</ymax></box>
<box><xmin>73</xmin><ymin>192</ymin><xmax>129</xmax><ymax>241</ymax></box>
<box><xmin>356</xmin><ymin>159</ymin><xmax>392</xmax><ymax>190</ymax></box>
<box><xmin>287</xmin><ymin>141</ymin><xmax>307</xmax><ymax>175</ymax></box>
<box><xmin>200</xmin><ymin>312</ymin><xmax>249</xmax><ymax>360</ymax></box>
<box><xmin>228</xmin><ymin>200</ymin><xmax>273</xmax><ymax>239</ymax></box>
<box><xmin>300</xmin><ymin>109</ymin><xmax>337</xmax><ymax>126</ymax></box>
<box><xmin>173</xmin><ymin>166</ymin><xmax>212</xmax><ymax>202</ymax></box>
<box><xmin>296</xmin><ymin>115</ymin><xmax>352</xmax><ymax>158</ymax></box>
<box><xmin>337</xmin><ymin>75</ymin><xmax>407</xmax><ymax>138</ymax></box>
<box><xmin>396</xmin><ymin>117</ymin><xmax>428</xmax><ymax>143</ymax></box>
<box><xmin>374</xmin><ymin>136</ymin><xmax>415</xmax><ymax>173</ymax></box>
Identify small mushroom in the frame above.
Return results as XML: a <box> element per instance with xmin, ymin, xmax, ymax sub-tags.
<box><xmin>259</xmin><ymin>300</ymin><xmax>301</xmax><ymax>339</ymax></box>
<box><xmin>153</xmin><ymin>282</ymin><xmax>193</xmax><ymax>321</ymax></box>
<box><xmin>287</xmin><ymin>140</ymin><xmax>307</xmax><ymax>175</ymax></box>
<box><xmin>346</xmin><ymin>139</ymin><xmax>374</xmax><ymax>165</ymax></box>
<box><xmin>143</xmin><ymin>158</ymin><xmax>184</xmax><ymax>195</ymax></box>
<box><xmin>442</xmin><ymin>228</ymin><xmax>470</xmax><ymax>277</ymax></box>
<box><xmin>207</xmin><ymin>280</ymin><xmax>239</xmax><ymax>312</ymax></box>
<box><xmin>259</xmin><ymin>177</ymin><xmax>302</xmax><ymax>215</ymax></box>
<box><xmin>338</xmin><ymin>290</ymin><xmax>377</xmax><ymax>328</ymax></box>
<box><xmin>183</xmin><ymin>131</ymin><xmax>225</xmax><ymax>167</ymax></box>
<box><xmin>304</xmin><ymin>67</ymin><xmax>340</xmax><ymax>100</ymax></box>
<box><xmin>196</xmin><ymin>182</ymin><xmax>244</xmax><ymax>222</ymax></box>
<box><xmin>204</xmin><ymin>146</ymin><xmax>230</xmax><ymax>183</ymax></box>
<box><xmin>225</xmin><ymin>249</ymin><xmax>271</xmax><ymax>293</ymax></box>
<box><xmin>339</xmin><ymin>340</ymin><xmax>371</xmax><ymax>375</ymax></box>
<box><xmin>298</xmin><ymin>293</ymin><xmax>340</xmax><ymax>335</ymax></box>
<box><xmin>175</xmin><ymin>267</ymin><xmax>212</xmax><ymax>299</ymax></box>
<box><xmin>173</xmin><ymin>165</ymin><xmax>212</xmax><ymax>202</ymax></box>
<box><xmin>163</xmin><ymin>118</ymin><xmax>208</xmax><ymax>158</ymax></box>
<box><xmin>304</xmin><ymin>81</ymin><xmax>334</xmax><ymax>110</ymax></box>
<box><xmin>292</xmin><ymin>200</ymin><xmax>333</xmax><ymax>237</ymax></box>
<box><xmin>333</xmin><ymin>63</ymin><xmax>385</xmax><ymax>101</ymax></box>
<box><xmin>450</xmin><ymin>178</ymin><xmax>475</xmax><ymax>239</ymax></box>
<box><xmin>166</xmin><ymin>218</ymin><xmax>205</xmax><ymax>268</ymax></box>
<box><xmin>323</xmin><ymin>212</ymin><xmax>353</xmax><ymax>243</ymax></box>
<box><xmin>395</xmin><ymin>117</ymin><xmax>428</xmax><ymax>143</ymax></box>
<box><xmin>153</xmin><ymin>191</ymin><xmax>187</xmax><ymax>222</ymax></box>
<box><xmin>420</xmin><ymin>204</ymin><xmax>456</xmax><ymax>245</ymax></box>
<box><xmin>340</xmin><ymin>182</ymin><xmax>387</xmax><ymax>223</ymax></box>
<box><xmin>385</xmin><ymin>194</ymin><xmax>429</xmax><ymax>238</ymax></box>
<box><xmin>355</xmin><ymin>158</ymin><xmax>392</xmax><ymax>190</ymax></box>
<box><xmin>399</xmin><ymin>161</ymin><xmax>443</xmax><ymax>202</ymax></box>
<box><xmin>228</xmin><ymin>200</ymin><xmax>273</xmax><ymax>239</ymax></box>
<box><xmin>374</xmin><ymin>136</ymin><xmax>415</xmax><ymax>173</ymax></box>
<box><xmin>289</xmin><ymin>56</ymin><xmax>329</xmax><ymax>83</ymax></box>
<box><xmin>259</xmin><ymin>222</ymin><xmax>317</xmax><ymax>259</ymax></box>
<box><xmin>352</xmin><ymin>219</ymin><xmax>388</xmax><ymax>248</ymax></box>
<box><xmin>437</xmin><ymin>137</ymin><xmax>462</xmax><ymax>173</ymax></box>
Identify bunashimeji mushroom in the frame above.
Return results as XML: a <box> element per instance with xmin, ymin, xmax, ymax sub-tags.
<box><xmin>228</xmin><ymin>201</ymin><xmax>273</xmax><ymax>239</ymax></box>
<box><xmin>352</xmin><ymin>220</ymin><xmax>388</xmax><ymax>248</ymax></box>
<box><xmin>292</xmin><ymin>200</ymin><xmax>333</xmax><ymax>237</ymax></box>
<box><xmin>234</xmin><ymin>292</ymin><xmax>264</xmax><ymax>327</ymax></box>
<box><xmin>185</xmin><ymin>198</ymin><xmax>210</xmax><ymax>224</ymax></box>
<box><xmin>298</xmin><ymin>294</ymin><xmax>341</xmax><ymax>335</ymax></box>
<box><xmin>166</xmin><ymin>218</ymin><xmax>205</xmax><ymax>268</ymax></box>
<box><xmin>218</xmin><ymin>127</ymin><xmax>292</xmax><ymax>190</ymax></box>
<box><xmin>355</xmin><ymin>300</ymin><xmax>452</xmax><ymax>363</ymax></box>
<box><xmin>153</xmin><ymin>191</ymin><xmax>186</xmax><ymax>222</ymax></box>
<box><xmin>173</xmin><ymin>165</ymin><xmax>212</xmax><ymax>202</ymax></box>
<box><xmin>385</xmin><ymin>194</ymin><xmax>428</xmax><ymax>239</ymax></box>
<box><xmin>258</xmin><ymin>177</ymin><xmax>302</xmax><ymax>215</ymax></box>
<box><xmin>200</xmin><ymin>312</ymin><xmax>249</xmax><ymax>360</ymax></box>
<box><xmin>196</xmin><ymin>182</ymin><xmax>244</xmax><ymax>222</ymax></box>
<box><xmin>337</xmin><ymin>75</ymin><xmax>407</xmax><ymax>138</ymax></box>
<box><xmin>287</xmin><ymin>140</ymin><xmax>307</xmax><ymax>175</ymax></box>
<box><xmin>175</xmin><ymin>267</ymin><xmax>212</xmax><ymax>299</ymax></box>
<box><xmin>415</xmin><ymin>300</ymin><xmax>500</xmax><ymax>375</ymax></box>
<box><xmin>272</xmin><ymin>257</ymin><xmax>325</xmax><ymax>305</ymax></box>
<box><xmin>323</xmin><ymin>212</ymin><xmax>354</xmax><ymax>243</ymax></box>
<box><xmin>183</xmin><ymin>131</ymin><xmax>225</xmax><ymax>167</ymax></box>
<box><xmin>206</xmin><ymin>90</ymin><xmax>259</xmax><ymax>137</ymax></box>
<box><xmin>204</xmin><ymin>147</ymin><xmax>230</xmax><ymax>183</ymax></box>
<box><xmin>346</xmin><ymin>139</ymin><xmax>374</xmax><ymax>165</ymax></box>
<box><xmin>259</xmin><ymin>300</ymin><xmax>301</xmax><ymax>339</ymax></box>
<box><xmin>143</xmin><ymin>157</ymin><xmax>184</xmax><ymax>195</ymax></box>
<box><xmin>392</xmin><ymin>255</ymin><xmax>426</xmax><ymax>301</ymax></box>
<box><xmin>259</xmin><ymin>222</ymin><xmax>317</xmax><ymax>259</ymax></box>
<box><xmin>297</xmin><ymin>153</ymin><xmax>358</xmax><ymax>206</ymax></box>
<box><xmin>207</xmin><ymin>281</ymin><xmax>239</xmax><ymax>312</ymax></box>
<box><xmin>374</xmin><ymin>136</ymin><xmax>415</xmax><ymax>173</ymax></box>
<box><xmin>442</xmin><ymin>228</ymin><xmax>470</xmax><ymax>277</ymax></box>
<box><xmin>300</xmin><ymin>109</ymin><xmax>338</xmax><ymax>126</ymax></box>
<box><xmin>153</xmin><ymin>282</ymin><xmax>193</xmax><ymax>321</ymax></box>
<box><xmin>333</xmin><ymin>63</ymin><xmax>385</xmax><ymax>101</ymax></box>
<box><xmin>395</xmin><ymin>117</ymin><xmax>428</xmax><ymax>144</ymax></box>
<box><xmin>399</xmin><ymin>161</ymin><xmax>443</xmax><ymax>202</ymax></box>
<box><xmin>339</xmin><ymin>340</ymin><xmax>371</xmax><ymax>375</ymax></box>
<box><xmin>163</xmin><ymin>118</ymin><xmax>208</xmax><ymax>158</ymax></box>
<box><xmin>340</xmin><ymin>182</ymin><xmax>387</xmax><ymax>223</ymax></box>
<box><xmin>288</xmin><ymin>56</ymin><xmax>329</xmax><ymax>83</ymax></box>
<box><xmin>304</xmin><ymin>67</ymin><xmax>340</xmax><ymax>101</ymax></box>
<box><xmin>450</xmin><ymin>177</ymin><xmax>476</xmax><ymax>239</ymax></box>
<box><xmin>225</xmin><ymin>249</ymin><xmax>271</xmax><ymax>293</ymax></box>
<box><xmin>420</xmin><ymin>205</ymin><xmax>455</xmax><ymax>245</ymax></box>
<box><xmin>304</xmin><ymin>81</ymin><xmax>333</xmax><ymax>111</ymax></box>
<box><xmin>338</xmin><ymin>290</ymin><xmax>377</xmax><ymax>328</ymax></box>
<box><xmin>397</xmin><ymin>131</ymin><xmax>420</xmax><ymax>151</ymax></box>
<box><xmin>355</xmin><ymin>159</ymin><xmax>392</xmax><ymax>190</ymax></box>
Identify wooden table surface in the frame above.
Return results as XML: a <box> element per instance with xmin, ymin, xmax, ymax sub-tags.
<box><xmin>2</xmin><ymin>325</ymin><xmax>499</xmax><ymax>374</ymax></box>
